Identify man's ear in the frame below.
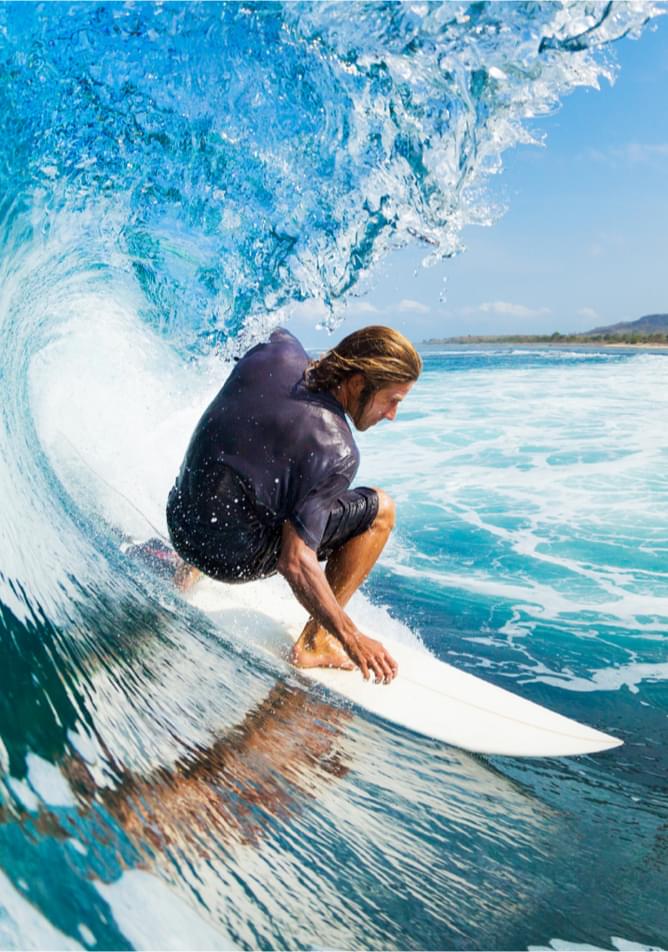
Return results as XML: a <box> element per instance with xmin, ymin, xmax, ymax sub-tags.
<box><xmin>348</xmin><ymin>372</ymin><xmax>366</xmax><ymax>397</ymax></box>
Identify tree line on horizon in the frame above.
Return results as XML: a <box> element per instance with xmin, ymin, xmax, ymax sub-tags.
<box><xmin>424</xmin><ymin>332</ymin><xmax>668</xmax><ymax>344</ymax></box>
<box><xmin>424</xmin><ymin>313</ymin><xmax>668</xmax><ymax>345</ymax></box>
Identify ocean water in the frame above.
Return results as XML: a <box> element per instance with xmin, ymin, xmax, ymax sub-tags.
<box><xmin>1</xmin><ymin>3</ymin><xmax>667</xmax><ymax>950</ymax></box>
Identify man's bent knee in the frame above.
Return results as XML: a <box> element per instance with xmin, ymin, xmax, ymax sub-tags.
<box><xmin>372</xmin><ymin>489</ymin><xmax>396</xmax><ymax>533</ymax></box>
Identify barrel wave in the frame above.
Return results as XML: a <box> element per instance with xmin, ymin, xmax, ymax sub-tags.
<box><xmin>1</xmin><ymin>4</ymin><xmax>667</xmax><ymax>950</ymax></box>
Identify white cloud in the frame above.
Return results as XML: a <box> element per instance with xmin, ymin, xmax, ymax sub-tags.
<box><xmin>397</xmin><ymin>298</ymin><xmax>430</xmax><ymax>314</ymax></box>
<box><xmin>346</xmin><ymin>300</ymin><xmax>381</xmax><ymax>316</ymax></box>
<box><xmin>577</xmin><ymin>306</ymin><xmax>599</xmax><ymax>321</ymax></box>
<box><xmin>464</xmin><ymin>301</ymin><xmax>551</xmax><ymax>319</ymax></box>
<box><xmin>293</xmin><ymin>299</ymin><xmax>328</xmax><ymax>319</ymax></box>
<box><xmin>584</xmin><ymin>142</ymin><xmax>668</xmax><ymax>165</ymax></box>
<box><xmin>288</xmin><ymin>297</ymin><xmax>380</xmax><ymax>323</ymax></box>
<box><xmin>623</xmin><ymin>142</ymin><xmax>668</xmax><ymax>162</ymax></box>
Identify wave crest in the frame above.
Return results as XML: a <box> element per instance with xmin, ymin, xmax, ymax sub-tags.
<box><xmin>0</xmin><ymin>2</ymin><xmax>660</xmax><ymax>352</ymax></box>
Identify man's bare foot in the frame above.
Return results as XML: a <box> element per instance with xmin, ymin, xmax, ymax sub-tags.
<box><xmin>290</xmin><ymin>629</ymin><xmax>355</xmax><ymax>671</ymax></box>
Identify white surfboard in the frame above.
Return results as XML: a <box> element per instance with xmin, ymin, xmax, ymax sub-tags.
<box><xmin>291</xmin><ymin>639</ymin><xmax>622</xmax><ymax>757</ymax></box>
<box><xmin>190</xmin><ymin>579</ymin><xmax>622</xmax><ymax>759</ymax></box>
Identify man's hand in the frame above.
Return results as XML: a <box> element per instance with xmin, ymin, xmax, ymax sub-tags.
<box><xmin>342</xmin><ymin>632</ymin><xmax>398</xmax><ymax>684</ymax></box>
<box><xmin>278</xmin><ymin>521</ymin><xmax>398</xmax><ymax>683</ymax></box>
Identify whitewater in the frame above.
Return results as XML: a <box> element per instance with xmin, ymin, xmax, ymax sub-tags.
<box><xmin>1</xmin><ymin>3</ymin><xmax>667</xmax><ymax>950</ymax></box>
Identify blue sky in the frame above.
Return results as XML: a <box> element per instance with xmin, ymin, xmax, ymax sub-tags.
<box><xmin>294</xmin><ymin>12</ymin><xmax>668</xmax><ymax>346</ymax></box>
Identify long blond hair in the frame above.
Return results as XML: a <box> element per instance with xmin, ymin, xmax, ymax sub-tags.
<box><xmin>305</xmin><ymin>326</ymin><xmax>422</xmax><ymax>400</ymax></box>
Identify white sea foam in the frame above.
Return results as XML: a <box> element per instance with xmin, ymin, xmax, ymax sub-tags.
<box><xmin>77</xmin><ymin>924</ymin><xmax>95</xmax><ymax>946</ymax></box>
<box><xmin>537</xmin><ymin>660</ymin><xmax>668</xmax><ymax>695</ymax></box>
<box><xmin>529</xmin><ymin>938</ymin><xmax>666</xmax><ymax>951</ymax></box>
<box><xmin>25</xmin><ymin>753</ymin><xmax>77</xmax><ymax>808</ymax></box>
<box><xmin>359</xmin><ymin>353</ymin><xmax>668</xmax><ymax>652</ymax></box>
<box><xmin>6</xmin><ymin>777</ymin><xmax>40</xmax><ymax>813</ymax></box>
<box><xmin>31</xmin><ymin>292</ymin><xmax>223</xmax><ymax>545</ymax></box>
<box><xmin>95</xmin><ymin>871</ymin><xmax>236</xmax><ymax>950</ymax></box>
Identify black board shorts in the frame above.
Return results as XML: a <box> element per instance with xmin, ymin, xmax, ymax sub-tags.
<box><xmin>166</xmin><ymin>463</ymin><xmax>379</xmax><ymax>583</ymax></box>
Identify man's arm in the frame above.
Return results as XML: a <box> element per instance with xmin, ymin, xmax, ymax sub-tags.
<box><xmin>277</xmin><ymin>521</ymin><xmax>397</xmax><ymax>683</ymax></box>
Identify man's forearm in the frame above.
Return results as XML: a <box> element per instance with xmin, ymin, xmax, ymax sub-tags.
<box><xmin>280</xmin><ymin>551</ymin><xmax>358</xmax><ymax>650</ymax></box>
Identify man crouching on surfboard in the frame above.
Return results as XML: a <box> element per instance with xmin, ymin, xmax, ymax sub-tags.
<box><xmin>166</xmin><ymin>325</ymin><xmax>421</xmax><ymax>684</ymax></box>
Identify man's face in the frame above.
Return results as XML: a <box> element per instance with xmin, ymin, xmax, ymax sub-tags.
<box><xmin>353</xmin><ymin>380</ymin><xmax>414</xmax><ymax>431</ymax></box>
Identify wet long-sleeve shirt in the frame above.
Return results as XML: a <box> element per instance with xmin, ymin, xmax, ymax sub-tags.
<box><xmin>173</xmin><ymin>327</ymin><xmax>360</xmax><ymax>550</ymax></box>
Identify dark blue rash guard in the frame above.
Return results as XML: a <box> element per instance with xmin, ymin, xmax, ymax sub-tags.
<box><xmin>172</xmin><ymin>327</ymin><xmax>360</xmax><ymax>551</ymax></box>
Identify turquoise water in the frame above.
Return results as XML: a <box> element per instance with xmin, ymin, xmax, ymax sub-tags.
<box><xmin>1</xmin><ymin>4</ymin><xmax>667</xmax><ymax>950</ymax></box>
<box><xmin>4</xmin><ymin>342</ymin><xmax>668</xmax><ymax>951</ymax></box>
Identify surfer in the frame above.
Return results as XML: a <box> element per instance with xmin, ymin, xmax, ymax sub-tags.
<box><xmin>166</xmin><ymin>326</ymin><xmax>421</xmax><ymax>683</ymax></box>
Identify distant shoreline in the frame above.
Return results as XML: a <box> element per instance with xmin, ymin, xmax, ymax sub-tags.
<box><xmin>421</xmin><ymin>336</ymin><xmax>668</xmax><ymax>350</ymax></box>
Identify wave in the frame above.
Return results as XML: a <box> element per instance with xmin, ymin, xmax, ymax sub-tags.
<box><xmin>1</xmin><ymin>4</ymin><xmax>666</xmax><ymax>948</ymax></box>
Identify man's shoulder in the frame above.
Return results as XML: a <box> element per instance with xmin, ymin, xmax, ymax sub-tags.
<box><xmin>267</xmin><ymin>326</ymin><xmax>307</xmax><ymax>357</ymax></box>
<box><xmin>269</xmin><ymin>326</ymin><xmax>299</xmax><ymax>343</ymax></box>
<box><xmin>231</xmin><ymin>326</ymin><xmax>307</xmax><ymax>386</ymax></box>
<box><xmin>236</xmin><ymin>326</ymin><xmax>305</xmax><ymax>364</ymax></box>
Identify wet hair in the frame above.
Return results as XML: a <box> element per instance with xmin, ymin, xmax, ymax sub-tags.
<box><xmin>304</xmin><ymin>325</ymin><xmax>422</xmax><ymax>403</ymax></box>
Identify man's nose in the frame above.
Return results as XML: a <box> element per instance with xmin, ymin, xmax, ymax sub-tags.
<box><xmin>384</xmin><ymin>405</ymin><xmax>397</xmax><ymax>421</ymax></box>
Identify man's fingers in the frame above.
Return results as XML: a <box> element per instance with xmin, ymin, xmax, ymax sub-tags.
<box><xmin>371</xmin><ymin>658</ymin><xmax>385</xmax><ymax>683</ymax></box>
<box><xmin>359</xmin><ymin>650</ymin><xmax>381</xmax><ymax>683</ymax></box>
<box><xmin>373</xmin><ymin>652</ymin><xmax>394</xmax><ymax>684</ymax></box>
<box><xmin>381</xmin><ymin>653</ymin><xmax>396</xmax><ymax>684</ymax></box>
<box><xmin>374</xmin><ymin>655</ymin><xmax>390</xmax><ymax>684</ymax></box>
<box><xmin>350</xmin><ymin>636</ymin><xmax>399</xmax><ymax>684</ymax></box>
